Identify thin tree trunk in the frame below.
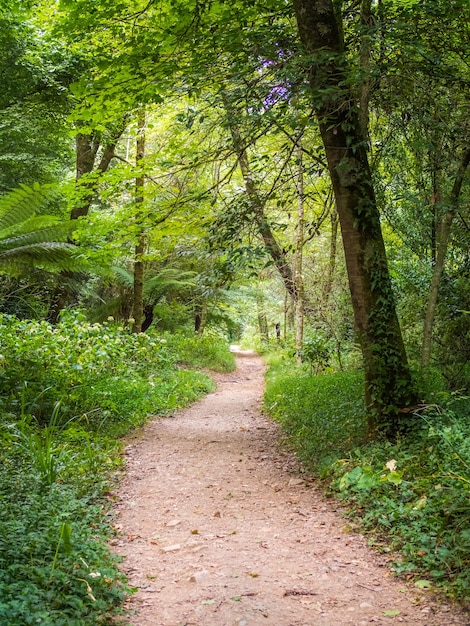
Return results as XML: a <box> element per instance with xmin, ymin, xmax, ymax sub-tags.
<box><xmin>256</xmin><ymin>293</ymin><xmax>269</xmax><ymax>342</ymax></box>
<box><xmin>222</xmin><ymin>95</ymin><xmax>298</xmax><ymax>302</ymax></box>
<box><xmin>132</xmin><ymin>110</ymin><xmax>146</xmax><ymax>334</ymax></box>
<box><xmin>421</xmin><ymin>148</ymin><xmax>470</xmax><ymax>366</ymax></box>
<box><xmin>295</xmin><ymin>142</ymin><xmax>305</xmax><ymax>364</ymax></box>
<box><xmin>283</xmin><ymin>291</ymin><xmax>289</xmax><ymax>341</ymax></box>
<box><xmin>323</xmin><ymin>200</ymin><xmax>338</xmax><ymax>301</ymax></box>
<box><xmin>358</xmin><ymin>0</ymin><xmax>373</xmax><ymax>143</ymax></box>
<box><xmin>292</xmin><ymin>0</ymin><xmax>415</xmax><ymax>435</ymax></box>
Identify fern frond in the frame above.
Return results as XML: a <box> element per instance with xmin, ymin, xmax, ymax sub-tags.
<box><xmin>112</xmin><ymin>266</ymin><xmax>134</xmax><ymax>288</ymax></box>
<box><xmin>144</xmin><ymin>269</ymin><xmax>197</xmax><ymax>299</ymax></box>
<box><xmin>0</xmin><ymin>223</ymin><xmax>73</xmax><ymax>251</ymax></box>
<box><xmin>0</xmin><ymin>183</ymin><xmax>59</xmax><ymax>232</ymax></box>
<box><xmin>0</xmin><ymin>242</ymin><xmax>88</xmax><ymax>275</ymax></box>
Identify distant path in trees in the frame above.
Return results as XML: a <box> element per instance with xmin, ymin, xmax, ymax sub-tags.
<box><xmin>112</xmin><ymin>352</ymin><xmax>467</xmax><ymax>626</ymax></box>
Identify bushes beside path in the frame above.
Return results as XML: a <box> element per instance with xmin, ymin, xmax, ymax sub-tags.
<box><xmin>264</xmin><ymin>352</ymin><xmax>470</xmax><ymax>602</ymax></box>
<box><xmin>0</xmin><ymin>312</ymin><xmax>235</xmax><ymax>625</ymax></box>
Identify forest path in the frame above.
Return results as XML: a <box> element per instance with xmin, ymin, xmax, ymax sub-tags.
<box><xmin>111</xmin><ymin>352</ymin><xmax>467</xmax><ymax>626</ymax></box>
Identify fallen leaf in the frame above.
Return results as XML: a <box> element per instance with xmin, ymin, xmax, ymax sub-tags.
<box><xmin>383</xmin><ymin>609</ymin><xmax>401</xmax><ymax>617</ymax></box>
<box><xmin>201</xmin><ymin>599</ymin><xmax>215</xmax><ymax>605</ymax></box>
<box><xmin>231</xmin><ymin>596</ymin><xmax>242</xmax><ymax>601</ymax></box>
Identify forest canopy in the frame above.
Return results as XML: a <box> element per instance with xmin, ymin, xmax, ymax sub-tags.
<box><xmin>2</xmin><ymin>0</ymin><xmax>468</xmax><ymax>430</ymax></box>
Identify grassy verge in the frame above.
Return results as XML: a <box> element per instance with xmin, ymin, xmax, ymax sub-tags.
<box><xmin>0</xmin><ymin>313</ymin><xmax>235</xmax><ymax>624</ymax></box>
<box><xmin>263</xmin><ymin>351</ymin><xmax>470</xmax><ymax>601</ymax></box>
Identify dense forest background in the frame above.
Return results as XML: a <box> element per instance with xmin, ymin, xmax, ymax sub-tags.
<box><xmin>1</xmin><ymin>0</ymin><xmax>470</xmax><ymax>622</ymax></box>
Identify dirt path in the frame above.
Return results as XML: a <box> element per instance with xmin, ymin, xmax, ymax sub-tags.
<box><xmin>112</xmin><ymin>353</ymin><xmax>468</xmax><ymax>626</ymax></box>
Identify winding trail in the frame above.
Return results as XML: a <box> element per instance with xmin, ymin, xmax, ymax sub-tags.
<box><xmin>112</xmin><ymin>352</ymin><xmax>468</xmax><ymax>626</ymax></box>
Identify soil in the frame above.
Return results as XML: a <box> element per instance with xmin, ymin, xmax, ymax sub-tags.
<box><xmin>111</xmin><ymin>351</ymin><xmax>469</xmax><ymax>626</ymax></box>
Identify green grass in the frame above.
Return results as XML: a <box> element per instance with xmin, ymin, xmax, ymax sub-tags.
<box><xmin>264</xmin><ymin>353</ymin><xmax>470</xmax><ymax>601</ymax></box>
<box><xmin>0</xmin><ymin>313</ymin><xmax>234</xmax><ymax>624</ymax></box>
<box><xmin>264</xmin><ymin>354</ymin><xmax>368</xmax><ymax>471</ymax></box>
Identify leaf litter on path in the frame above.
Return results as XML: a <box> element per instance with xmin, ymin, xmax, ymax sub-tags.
<box><xmin>111</xmin><ymin>353</ymin><xmax>469</xmax><ymax>626</ymax></box>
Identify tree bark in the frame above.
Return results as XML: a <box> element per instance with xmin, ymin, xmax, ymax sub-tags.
<box><xmin>132</xmin><ymin>110</ymin><xmax>146</xmax><ymax>334</ymax></box>
<box><xmin>222</xmin><ymin>95</ymin><xmax>298</xmax><ymax>302</ymax></box>
<box><xmin>295</xmin><ymin>142</ymin><xmax>305</xmax><ymax>363</ymax></box>
<box><xmin>421</xmin><ymin>148</ymin><xmax>470</xmax><ymax>367</ymax></box>
<box><xmin>323</xmin><ymin>202</ymin><xmax>338</xmax><ymax>301</ymax></box>
<box><xmin>292</xmin><ymin>0</ymin><xmax>415</xmax><ymax>434</ymax></box>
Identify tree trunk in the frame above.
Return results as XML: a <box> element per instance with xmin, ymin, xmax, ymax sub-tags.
<box><xmin>358</xmin><ymin>0</ymin><xmax>373</xmax><ymax>142</ymax></box>
<box><xmin>194</xmin><ymin>302</ymin><xmax>207</xmax><ymax>334</ymax></box>
<box><xmin>323</xmin><ymin>199</ymin><xmax>338</xmax><ymax>301</ymax></box>
<box><xmin>292</xmin><ymin>0</ymin><xmax>415</xmax><ymax>435</ymax></box>
<box><xmin>295</xmin><ymin>142</ymin><xmax>305</xmax><ymax>364</ymax></box>
<box><xmin>421</xmin><ymin>148</ymin><xmax>470</xmax><ymax>367</ymax></box>
<box><xmin>222</xmin><ymin>95</ymin><xmax>298</xmax><ymax>302</ymax></box>
<box><xmin>132</xmin><ymin>110</ymin><xmax>146</xmax><ymax>334</ymax></box>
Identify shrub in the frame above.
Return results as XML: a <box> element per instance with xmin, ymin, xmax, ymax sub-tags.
<box><xmin>0</xmin><ymin>312</ymin><xmax>234</xmax><ymax>622</ymax></box>
<box><xmin>264</xmin><ymin>353</ymin><xmax>470</xmax><ymax>599</ymax></box>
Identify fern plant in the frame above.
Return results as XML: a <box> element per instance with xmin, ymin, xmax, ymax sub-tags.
<box><xmin>0</xmin><ymin>183</ymin><xmax>85</xmax><ymax>276</ymax></box>
<box><xmin>90</xmin><ymin>266</ymin><xmax>198</xmax><ymax>322</ymax></box>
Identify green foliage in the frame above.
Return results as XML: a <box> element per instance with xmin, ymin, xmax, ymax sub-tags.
<box><xmin>299</xmin><ymin>330</ymin><xmax>333</xmax><ymax>375</ymax></box>
<box><xmin>264</xmin><ymin>355</ymin><xmax>470</xmax><ymax>599</ymax></box>
<box><xmin>0</xmin><ymin>446</ymin><xmax>127</xmax><ymax>624</ymax></box>
<box><xmin>0</xmin><ymin>313</ymin><xmax>234</xmax><ymax>622</ymax></box>
<box><xmin>264</xmin><ymin>361</ymin><xmax>368</xmax><ymax>469</ymax></box>
<box><xmin>13</xmin><ymin>402</ymin><xmax>69</xmax><ymax>486</ymax></box>
<box><xmin>326</xmin><ymin>407</ymin><xmax>470</xmax><ymax>598</ymax></box>
<box><xmin>0</xmin><ymin>6</ymin><xmax>73</xmax><ymax>192</ymax></box>
<box><xmin>0</xmin><ymin>184</ymin><xmax>85</xmax><ymax>277</ymax></box>
<box><xmin>0</xmin><ymin>311</ymin><xmax>218</xmax><ymax>431</ymax></box>
<box><xmin>162</xmin><ymin>330</ymin><xmax>236</xmax><ymax>373</ymax></box>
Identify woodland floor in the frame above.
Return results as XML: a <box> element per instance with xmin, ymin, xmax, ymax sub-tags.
<box><xmin>111</xmin><ymin>351</ymin><xmax>469</xmax><ymax>626</ymax></box>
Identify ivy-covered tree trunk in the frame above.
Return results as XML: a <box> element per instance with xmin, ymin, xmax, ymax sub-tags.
<box><xmin>292</xmin><ymin>0</ymin><xmax>416</xmax><ymax>434</ymax></box>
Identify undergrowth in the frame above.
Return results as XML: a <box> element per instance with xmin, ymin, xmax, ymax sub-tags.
<box><xmin>0</xmin><ymin>312</ymin><xmax>235</xmax><ymax>624</ymax></box>
<box><xmin>263</xmin><ymin>350</ymin><xmax>470</xmax><ymax>601</ymax></box>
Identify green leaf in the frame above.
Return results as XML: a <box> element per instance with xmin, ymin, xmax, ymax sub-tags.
<box><xmin>383</xmin><ymin>609</ymin><xmax>401</xmax><ymax>617</ymax></box>
<box><xmin>386</xmin><ymin>471</ymin><xmax>403</xmax><ymax>486</ymax></box>
<box><xmin>415</xmin><ymin>580</ymin><xmax>433</xmax><ymax>590</ymax></box>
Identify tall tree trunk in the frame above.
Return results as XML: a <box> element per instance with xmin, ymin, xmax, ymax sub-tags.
<box><xmin>256</xmin><ymin>292</ymin><xmax>269</xmax><ymax>342</ymax></box>
<box><xmin>323</xmin><ymin>202</ymin><xmax>338</xmax><ymax>301</ymax></box>
<box><xmin>292</xmin><ymin>0</ymin><xmax>415</xmax><ymax>435</ymax></box>
<box><xmin>222</xmin><ymin>95</ymin><xmax>298</xmax><ymax>302</ymax></box>
<box><xmin>295</xmin><ymin>142</ymin><xmax>305</xmax><ymax>364</ymax></box>
<box><xmin>421</xmin><ymin>148</ymin><xmax>470</xmax><ymax>366</ymax></box>
<box><xmin>132</xmin><ymin>110</ymin><xmax>146</xmax><ymax>334</ymax></box>
<box><xmin>358</xmin><ymin>0</ymin><xmax>373</xmax><ymax>142</ymax></box>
